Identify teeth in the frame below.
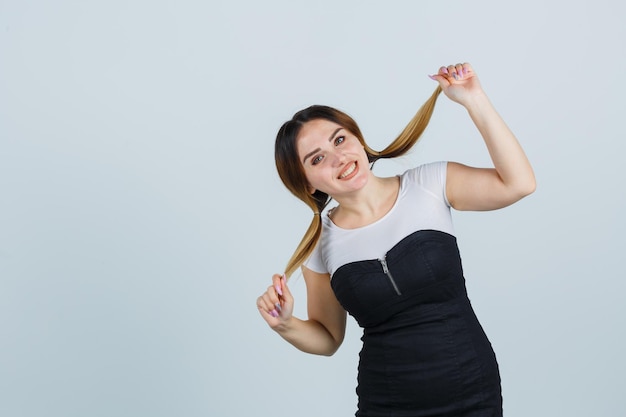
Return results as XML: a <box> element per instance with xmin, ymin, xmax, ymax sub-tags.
<box><xmin>339</xmin><ymin>162</ymin><xmax>356</xmax><ymax>179</ymax></box>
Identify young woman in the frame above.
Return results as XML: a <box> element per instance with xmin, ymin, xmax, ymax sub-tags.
<box><xmin>256</xmin><ymin>62</ymin><xmax>535</xmax><ymax>416</ymax></box>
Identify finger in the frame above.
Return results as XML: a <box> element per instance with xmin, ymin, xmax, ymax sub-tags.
<box><xmin>257</xmin><ymin>287</ymin><xmax>285</xmax><ymax>321</ymax></box>
<box><xmin>462</xmin><ymin>62</ymin><xmax>473</xmax><ymax>76</ymax></box>
<box><xmin>257</xmin><ymin>297</ymin><xmax>280</xmax><ymax>319</ymax></box>
<box><xmin>256</xmin><ymin>296</ymin><xmax>271</xmax><ymax>317</ymax></box>
<box><xmin>447</xmin><ymin>65</ymin><xmax>459</xmax><ymax>81</ymax></box>
<box><xmin>279</xmin><ymin>274</ymin><xmax>293</xmax><ymax>301</ymax></box>
<box><xmin>258</xmin><ymin>287</ymin><xmax>280</xmax><ymax>312</ymax></box>
<box><xmin>453</xmin><ymin>63</ymin><xmax>464</xmax><ymax>79</ymax></box>
<box><xmin>271</xmin><ymin>274</ymin><xmax>284</xmax><ymax>297</ymax></box>
<box><xmin>257</xmin><ymin>303</ymin><xmax>279</xmax><ymax>320</ymax></box>
<box><xmin>428</xmin><ymin>73</ymin><xmax>451</xmax><ymax>88</ymax></box>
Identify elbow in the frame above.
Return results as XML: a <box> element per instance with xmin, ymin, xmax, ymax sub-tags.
<box><xmin>299</xmin><ymin>340</ymin><xmax>342</xmax><ymax>357</ymax></box>
<box><xmin>319</xmin><ymin>332</ymin><xmax>345</xmax><ymax>356</ymax></box>
<box><xmin>501</xmin><ymin>177</ymin><xmax>535</xmax><ymax>208</ymax></box>
<box><xmin>511</xmin><ymin>171</ymin><xmax>536</xmax><ymax>200</ymax></box>
<box><xmin>320</xmin><ymin>338</ymin><xmax>344</xmax><ymax>357</ymax></box>
<box><xmin>517</xmin><ymin>178</ymin><xmax>536</xmax><ymax>199</ymax></box>
<box><xmin>522</xmin><ymin>174</ymin><xmax>537</xmax><ymax>197</ymax></box>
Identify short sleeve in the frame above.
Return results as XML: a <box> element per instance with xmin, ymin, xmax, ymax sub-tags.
<box><xmin>405</xmin><ymin>161</ymin><xmax>450</xmax><ymax>207</ymax></box>
<box><xmin>303</xmin><ymin>237</ymin><xmax>328</xmax><ymax>274</ymax></box>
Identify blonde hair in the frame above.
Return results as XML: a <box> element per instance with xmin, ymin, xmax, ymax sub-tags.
<box><xmin>275</xmin><ymin>86</ymin><xmax>442</xmax><ymax>278</ymax></box>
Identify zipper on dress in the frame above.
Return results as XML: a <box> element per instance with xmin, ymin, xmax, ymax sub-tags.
<box><xmin>379</xmin><ymin>256</ymin><xmax>402</xmax><ymax>296</ymax></box>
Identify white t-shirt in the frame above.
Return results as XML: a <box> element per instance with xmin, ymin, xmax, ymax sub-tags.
<box><xmin>304</xmin><ymin>161</ymin><xmax>454</xmax><ymax>276</ymax></box>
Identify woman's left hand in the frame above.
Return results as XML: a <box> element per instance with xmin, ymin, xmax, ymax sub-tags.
<box><xmin>429</xmin><ymin>62</ymin><xmax>484</xmax><ymax>106</ymax></box>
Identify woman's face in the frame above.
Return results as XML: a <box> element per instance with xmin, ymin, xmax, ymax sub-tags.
<box><xmin>296</xmin><ymin>118</ymin><xmax>371</xmax><ymax>198</ymax></box>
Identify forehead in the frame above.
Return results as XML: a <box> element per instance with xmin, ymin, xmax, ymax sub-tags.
<box><xmin>296</xmin><ymin>119</ymin><xmax>342</xmax><ymax>152</ymax></box>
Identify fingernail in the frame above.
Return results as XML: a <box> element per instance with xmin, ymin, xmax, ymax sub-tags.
<box><xmin>275</xmin><ymin>284</ymin><xmax>283</xmax><ymax>296</ymax></box>
<box><xmin>463</xmin><ymin>67</ymin><xmax>468</xmax><ymax>75</ymax></box>
<box><xmin>428</xmin><ymin>74</ymin><xmax>437</xmax><ymax>80</ymax></box>
<box><xmin>442</xmin><ymin>67</ymin><xmax>449</xmax><ymax>74</ymax></box>
<box><xmin>275</xmin><ymin>302</ymin><xmax>282</xmax><ymax>313</ymax></box>
<box><xmin>452</xmin><ymin>73</ymin><xmax>458</xmax><ymax>80</ymax></box>
<box><xmin>270</xmin><ymin>309</ymin><xmax>279</xmax><ymax>318</ymax></box>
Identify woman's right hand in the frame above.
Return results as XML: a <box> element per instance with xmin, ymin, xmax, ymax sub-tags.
<box><xmin>256</xmin><ymin>273</ymin><xmax>294</xmax><ymax>331</ymax></box>
<box><xmin>256</xmin><ymin>268</ymin><xmax>347</xmax><ymax>356</ymax></box>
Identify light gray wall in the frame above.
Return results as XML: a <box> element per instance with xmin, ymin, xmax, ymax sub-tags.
<box><xmin>1</xmin><ymin>1</ymin><xmax>624</xmax><ymax>416</ymax></box>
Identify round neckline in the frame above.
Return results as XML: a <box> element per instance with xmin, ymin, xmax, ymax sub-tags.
<box><xmin>326</xmin><ymin>175</ymin><xmax>402</xmax><ymax>231</ymax></box>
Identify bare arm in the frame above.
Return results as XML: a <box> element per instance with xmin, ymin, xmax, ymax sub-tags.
<box><xmin>256</xmin><ymin>267</ymin><xmax>347</xmax><ymax>356</ymax></box>
<box><xmin>431</xmin><ymin>63</ymin><xmax>536</xmax><ymax>211</ymax></box>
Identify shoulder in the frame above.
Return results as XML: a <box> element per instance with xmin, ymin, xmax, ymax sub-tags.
<box><xmin>401</xmin><ymin>161</ymin><xmax>450</xmax><ymax>206</ymax></box>
<box><xmin>303</xmin><ymin>211</ymin><xmax>335</xmax><ymax>274</ymax></box>
<box><xmin>402</xmin><ymin>161</ymin><xmax>448</xmax><ymax>185</ymax></box>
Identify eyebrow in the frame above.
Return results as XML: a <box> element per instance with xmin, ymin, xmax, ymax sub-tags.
<box><xmin>302</xmin><ymin>127</ymin><xmax>343</xmax><ymax>164</ymax></box>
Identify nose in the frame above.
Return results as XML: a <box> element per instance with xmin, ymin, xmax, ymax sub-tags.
<box><xmin>330</xmin><ymin>149</ymin><xmax>347</xmax><ymax>167</ymax></box>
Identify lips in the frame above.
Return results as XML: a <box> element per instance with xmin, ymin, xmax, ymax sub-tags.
<box><xmin>338</xmin><ymin>162</ymin><xmax>357</xmax><ymax>179</ymax></box>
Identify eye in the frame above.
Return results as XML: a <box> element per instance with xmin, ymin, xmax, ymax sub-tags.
<box><xmin>311</xmin><ymin>155</ymin><xmax>324</xmax><ymax>165</ymax></box>
<box><xmin>334</xmin><ymin>136</ymin><xmax>345</xmax><ymax>146</ymax></box>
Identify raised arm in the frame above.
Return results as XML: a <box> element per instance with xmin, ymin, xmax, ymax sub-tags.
<box><xmin>256</xmin><ymin>267</ymin><xmax>347</xmax><ymax>356</ymax></box>
<box><xmin>430</xmin><ymin>63</ymin><xmax>536</xmax><ymax>211</ymax></box>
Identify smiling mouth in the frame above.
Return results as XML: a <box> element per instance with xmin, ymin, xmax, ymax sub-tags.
<box><xmin>339</xmin><ymin>162</ymin><xmax>357</xmax><ymax>179</ymax></box>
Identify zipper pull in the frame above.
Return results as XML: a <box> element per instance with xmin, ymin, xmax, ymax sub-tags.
<box><xmin>379</xmin><ymin>256</ymin><xmax>402</xmax><ymax>296</ymax></box>
<box><xmin>380</xmin><ymin>257</ymin><xmax>390</xmax><ymax>274</ymax></box>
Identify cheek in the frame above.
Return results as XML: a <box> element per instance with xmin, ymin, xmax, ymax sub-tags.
<box><xmin>304</xmin><ymin>170</ymin><xmax>323</xmax><ymax>187</ymax></box>
<box><xmin>303</xmin><ymin>168</ymin><xmax>333</xmax><ymax>194</ymax></box>
<box><xmin>300</xmin><ymin>165</ymin><xmax>315</xmax><ymax>182</ymax></box>
<box><xmin>349</xmin><ymin>140</ymin><xmax>367</xmax><ymax>155</ymax></box>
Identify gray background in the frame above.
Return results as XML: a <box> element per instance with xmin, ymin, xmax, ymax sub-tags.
<box><xmin>1</xmin><ymin>0</ymin><xmax>624</xmax><ymax>416</ymax></box>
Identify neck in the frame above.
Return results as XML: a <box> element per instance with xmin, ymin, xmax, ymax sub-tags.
<box><xmin>331</xmin><ymin>174</ymin><xmax>400</xmax><ymax>229</ymax></box>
